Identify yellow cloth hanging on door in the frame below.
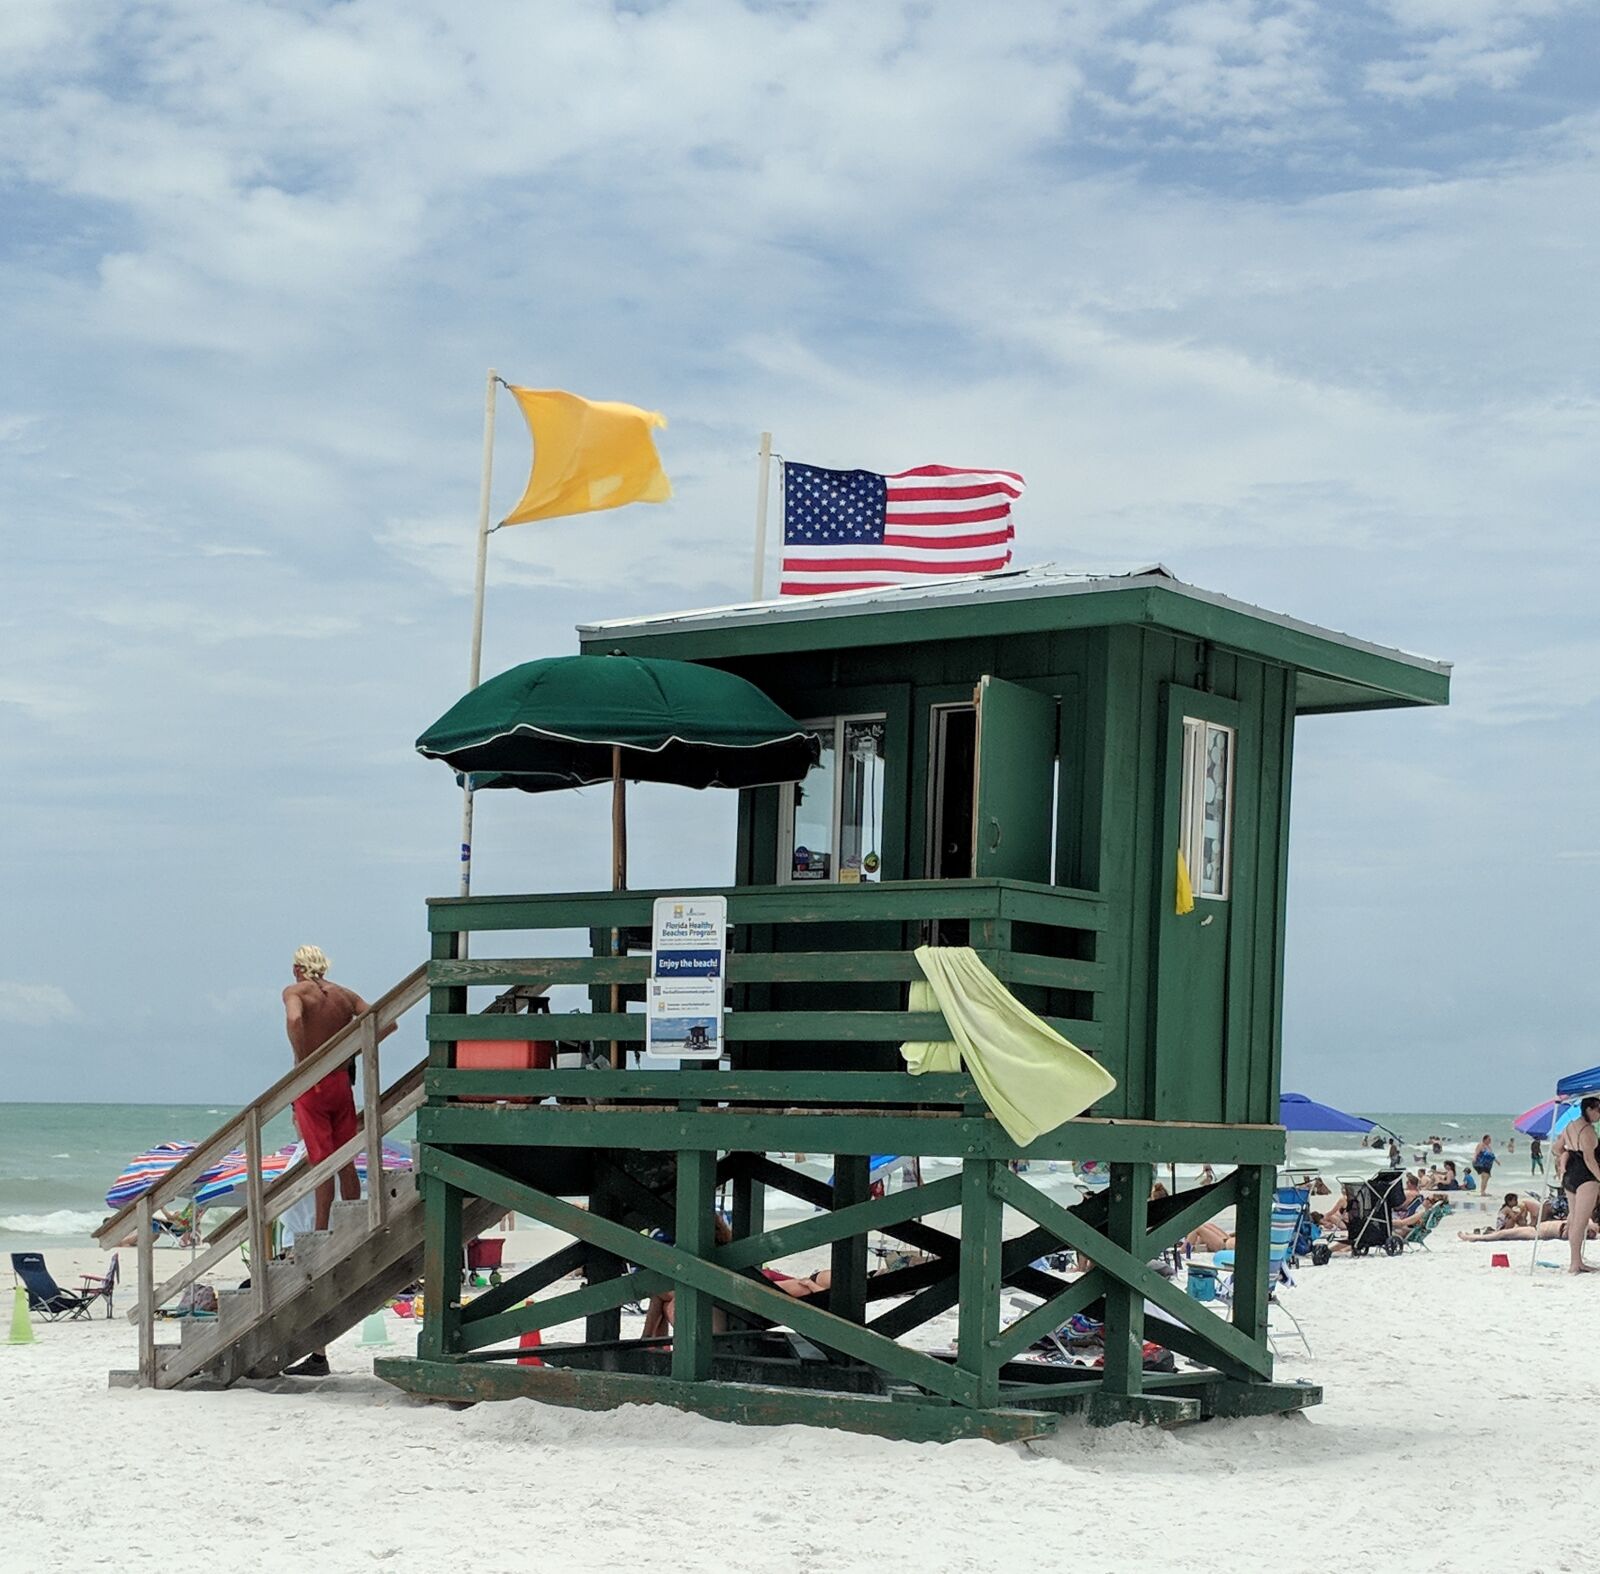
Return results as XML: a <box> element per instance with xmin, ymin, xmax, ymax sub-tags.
<box><xmin>1175</xmin><ymin>847</ymin><xmax>1195</xmax><ymax>915</ymax></box>
<box><xmin>899</xmin><ymin>945</ymin><xmax>1117</xmax><ymax>1146</ymax></box>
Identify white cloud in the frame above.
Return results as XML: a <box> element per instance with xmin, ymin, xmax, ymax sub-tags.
<box><xmin>0</xmin><ymin>982</ymin><xmax>81</xmax><ymax>1026</ymax></box>
<box><xmin>1364</xmin><ymin>0</ymin><xmax>1577</xmax><ymax>100</ymax></box>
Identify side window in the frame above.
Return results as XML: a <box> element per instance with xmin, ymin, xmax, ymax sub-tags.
<box><xmin>781</xmin><ymin>715</ymin><xmax>886</xmax><ymax>884</ymax></box>
<box><xmin>1180</xmin><ymin>717</ymin><xmax>1234</xmax><ymax>899</ymax></box>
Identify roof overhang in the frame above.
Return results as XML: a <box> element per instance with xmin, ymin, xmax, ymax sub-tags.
<box><xmin>577</xmin><ymin>566</ymin><xmax>1450</xmax><ymax>715</ymax></box>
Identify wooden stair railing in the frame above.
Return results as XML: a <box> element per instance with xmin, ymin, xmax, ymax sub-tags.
<box><xmin>92</xmin><ymin>963</ymin><xmax>431</xmax><ymax>1387</ymax></box>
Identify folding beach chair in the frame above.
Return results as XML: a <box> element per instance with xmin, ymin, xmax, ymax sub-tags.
<box><xmin>1274</xmin><ymin>1180</ymin><xmax>1313</xmax><ymax>1264</ymax></box>
<box><xmin>10</xmin><ymin>1252</ymin><xmax>94</xmax><ymax>1321</ymax></box>
<box><xmin>76</xmin><ymin>1253</ymin><xmax>119</xmax><ymax>1318</ymax></box>
<box><xmin>1215</xmin><ymin>1205</ymin><xmax>1311</xmax><ymax>1356</ymax></box>
<box><xmin>1398</xmin><ymin>1201</ymin><xmax>1450</xmax><ymax>1253</ymax></box>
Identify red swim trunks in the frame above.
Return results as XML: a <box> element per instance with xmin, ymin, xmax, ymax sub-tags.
<box><xmin>293</xmin><ymin>1071</ymin><xmax>359</xmax><ymax>1166</ymax></box>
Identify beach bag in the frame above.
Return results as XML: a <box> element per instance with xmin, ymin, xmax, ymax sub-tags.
<box><xmin>177</xmin><ymin>1283</ymin><xmax>218</xmax><ymax>1315</ymax></box>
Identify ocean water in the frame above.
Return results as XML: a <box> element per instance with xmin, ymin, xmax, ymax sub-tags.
<box><xmin>0</xmin><ymin>1102</ymin><xmax>416</xmax><ymax>1253</ymax></box>
<box><xmin>0</xmin><ymin>1103</ymin><xmax>1530</xmax><ymax>1253</ymax></box>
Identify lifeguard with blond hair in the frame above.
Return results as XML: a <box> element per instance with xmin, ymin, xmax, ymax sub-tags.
<box><xmin>281</xmin><ymin>944</ymin><xmax>395</xmax><ymax>1376</ymax></box>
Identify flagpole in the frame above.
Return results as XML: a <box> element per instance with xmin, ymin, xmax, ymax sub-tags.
<box><xmin>458</xmin><ymin>366</ymin><xmax>499</xmax><ymax>906</ymax></box>
<box><xmin>750</xmin><ymin>431</ymin><xmax>773</xmax><ymax>600</ymax></box>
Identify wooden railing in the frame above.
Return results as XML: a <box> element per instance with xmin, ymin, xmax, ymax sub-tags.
<box><xmin>93</xmin><ymin>964</ymin><xmax>430</xmax><ymax>1386</ymax></box>
<box><xmin>424</xmin><ymin>878</ymin><xmax>1110</xmax><ymax>1078</ymax></box>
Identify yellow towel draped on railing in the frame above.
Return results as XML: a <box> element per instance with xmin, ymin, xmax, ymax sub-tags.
<box><xmin>899</xmin><ymin>945</ymin><xmax>1117</xmax><ymax>1146</ymax></box>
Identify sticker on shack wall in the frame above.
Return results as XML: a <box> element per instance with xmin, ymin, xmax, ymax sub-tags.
<box><xmin>647</xmin><ymin>896</ymin><xmax>727</xmax><ymax>1059</ymax></box>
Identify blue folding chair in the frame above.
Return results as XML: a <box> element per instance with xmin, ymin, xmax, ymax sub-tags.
<box><xmin>1214</xmin><ymin>1206</ymin><xmax>1311</xmax><ymax>1356</ymax></box>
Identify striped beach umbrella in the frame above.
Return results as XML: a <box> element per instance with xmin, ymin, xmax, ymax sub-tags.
<box><xmin>1514</xmin><ymin>1099</ymin><xmax>1572</xmax><ymax>1139</ymax></box>
<box><xmin>105</xmin><ymin>1142</ymin><xmax>199</xmax><ymax>1208</ymax></box>
<box><xmin>192</xmin><ymin>1147</ymin><xmax>296</xmax><ymax>1210</ymax></box>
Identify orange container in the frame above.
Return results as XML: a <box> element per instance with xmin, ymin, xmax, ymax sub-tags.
<box><xmin>455</xmin><ymin>1038</ymin><xmax>553</xmax><ymax>1102</ymax></box>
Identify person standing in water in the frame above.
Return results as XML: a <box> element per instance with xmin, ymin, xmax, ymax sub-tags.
<box><xmin>281</xmin><ymin>944</ymin><xmax>395</xmax><ymax>1375</ymax></box>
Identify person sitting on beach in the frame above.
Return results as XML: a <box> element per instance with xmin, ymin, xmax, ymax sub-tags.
<box><xmin>1496</xmin><ymin>1192</ymin><xmax>1540</xmax><ymax>1231</ymax></box>
<box><xmin>1432</xmin><ymin>1161</ymin><xmax>1463</xmax><ymax>1192</ymax></box>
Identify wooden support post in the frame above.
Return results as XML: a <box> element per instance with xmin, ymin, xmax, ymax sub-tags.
<box><xmin>136</xmin><ymin>1195</ymin><xmax>155</xmax><ymax>1388</ymax></box>
<box><xmin>418</xmin><ymin>1173</ymin><xmax>467</xmax><ymax>1361</ymax></box>
<box><xmin>731</xmin><ymin>1171</ymin><xmax>764</xmax><ymax>1240</ymax></box>
<box><xmin>829</xmin><ymin>1154</ymin><xmax>870</xmax><ymax>1326</ymax></box>
<box><xmin>957</xmin><ymin>1158</ymin><xmax>1003</xmax><ymax>1409</ymax></box>
<box><xmin>1229</xmin><ymin>1162</ymin><xmax>1274</xmax><ymax>1360</ymax></box>
<box><xmin>584</xmin><ymin>1158</ymin><xmax>624</xmax><ymax>1347</ymax></box>
<box><xmin>430</xmin><ymin>928</ymin><xmax>464</xmax><ymax>1072</ymax></box>
<box><xmin>243</xmin><ymin>1106</ymin><xmax>270</xmax><ymax>1321</ymax></box>
<box><xmin>672</xmin><ymin>1147</ymin><xmax>718</xmax><ymax>1382</ymax></box>
<box><xmin>360</xmin><ymin>1012</ymin><xmax>384</xmax><ymax>1231</ymax></box>
<box><xmin>972</xmin><ymin>916</ymin><xmax>1012</xmax><ymax>973</ymax></box>
<box><xmin>1100</xmin><ymin>1161</ymin><xmax>1151</xmax><ymax>1398</ymax></box>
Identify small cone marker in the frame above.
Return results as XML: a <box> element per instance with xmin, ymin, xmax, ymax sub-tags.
<box><xmin>359</xmin><ymin>1311</ymin><xmax>392</xmax><ymax>1347</ymax></box>
<box><xmin>8</xmin><ymin>1285</ymin><xmax>36</xmax><ymax>1345</ymax></box>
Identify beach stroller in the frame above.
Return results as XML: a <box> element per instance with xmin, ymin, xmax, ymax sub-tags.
<box><xmin>1342</xmin><ymin>1171</ymin><xmax>1405</xmax><ymax>1256</ymax></box>
<box><xmin>10</xmin><ymin>1252</ymin><xmax>96</xmax><ymax>1321</ymax></box>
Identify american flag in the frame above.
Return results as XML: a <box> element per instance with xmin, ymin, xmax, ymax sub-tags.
<box><xmin>778</xmin><ymin>462</ymin><xmax>1025</xmax><ymax>596</ymax></box>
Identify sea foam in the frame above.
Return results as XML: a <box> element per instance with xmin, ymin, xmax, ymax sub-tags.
<box><xmin>0</xmin><ymin>1209</ymin><xmax>107</xmax><ymax>1237</ymax></box>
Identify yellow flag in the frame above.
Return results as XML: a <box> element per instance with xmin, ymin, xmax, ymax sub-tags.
<box><xmin>503</xmin><ymin>387</ymin><xmax>671</xmax><ymax>525</ymax></box>
<box><xmin>1175</xmin><ymin>847</ymin><xmax>1195</xmax><ymax>916</ymax></box>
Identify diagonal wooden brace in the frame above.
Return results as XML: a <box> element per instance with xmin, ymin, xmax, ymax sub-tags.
<box><xmin>992</xmin><ymin>1167</ymin><xmax>1272</xmax><ymax>1381</ymax></box>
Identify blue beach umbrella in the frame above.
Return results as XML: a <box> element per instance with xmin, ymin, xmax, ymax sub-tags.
<box><xmin>1278</xmin><ymin>1093</ymin><xmax>1375</xmax><ymax>1134</ymax></box>
<box><xmin>1556</xmin><ymin>1065</ymin><xmax>1600</xmax><ymax>1099</ymax></box>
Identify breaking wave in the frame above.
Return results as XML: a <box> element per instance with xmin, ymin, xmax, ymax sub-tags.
<box><xmin>0</xmin><ymin>1209</ymin><xmax>107</xmax><ymax>1237</ymax></box>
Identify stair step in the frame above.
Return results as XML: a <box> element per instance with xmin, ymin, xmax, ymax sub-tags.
<box><xmin>329</xmin><ymin>1199</ymin><xmax>369</xmax><ymax>1236</ymax></box>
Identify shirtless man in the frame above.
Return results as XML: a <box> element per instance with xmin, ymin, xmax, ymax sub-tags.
<box><xmin>281</xmin><ymin>945</ymin><xmax>393</xmax><ymax>1377</ymax></box>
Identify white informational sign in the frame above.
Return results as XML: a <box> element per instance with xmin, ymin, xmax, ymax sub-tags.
<box><xmin>646</xmin><ymin>895</ymin><xmax>728</xmax><ymax>1059</ymax></box>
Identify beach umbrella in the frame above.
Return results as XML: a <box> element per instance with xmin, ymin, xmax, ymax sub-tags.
<box><xmin>1514</xmin><ymin>1099</ymin><xmax>1573</xmax><ymax>1140</ymax></box>
<box><xmin>105</xmin><ymin>1142</ymin><xmax>199</xmax><ymax>1208</ymax></box>
<box><xmin>417</xmin><ymin>653</ymin><xmax>819</xmax><ymax>891</ymax></box>
<box><xmin>1556</xmin><ymin>1064</ymin><xmax>1600</xmax><ymax>1099</ymax></box>
<box><xmin>1278</xmin><ymin>1093</ymin><xmax>1374</xmax><ymax>1134</ymax></box>
<box><xmin>192</xmin><ymin>1147</ymin><xmax>296</xmax><ymax>1211</ymax></box>
<box><xmin>193</xmin><ymin>1141</ymin><xmax>412</xmax><ymax>1211</ymax></box>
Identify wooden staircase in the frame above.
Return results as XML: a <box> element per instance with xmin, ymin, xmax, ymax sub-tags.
<box><xmin>142</xmin><ymin>1186</ymin><xmax>505</xmax><ymax>1387</ymax></box>
<box><xmin>96</xmin><ymin>963</ymin><xmax>506</xmax><ymax>1389</ymax></box>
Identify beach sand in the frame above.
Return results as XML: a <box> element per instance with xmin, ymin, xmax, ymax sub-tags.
<box><xmin>4</xmin><ymin>1217</ymin><xmax>1590</xmax><ymax>1574</ymax></box>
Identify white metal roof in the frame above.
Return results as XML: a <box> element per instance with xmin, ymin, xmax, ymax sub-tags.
<box><xmin>578</xmin><ymin>563</ymin><xmax>1451</xmax><ymax>677</ymax></box>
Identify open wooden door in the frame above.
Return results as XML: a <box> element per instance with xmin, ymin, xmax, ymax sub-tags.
<box><xmin>972</xmin><ymin>674</ymin><xmax>1057</xmax><ymax>884</ymax></box>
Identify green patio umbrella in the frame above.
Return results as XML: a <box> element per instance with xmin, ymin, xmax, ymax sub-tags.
<box><xmin>417</xmin><ymin>652</ymin><xmax>818</xmax><ymax>890</ymax></box>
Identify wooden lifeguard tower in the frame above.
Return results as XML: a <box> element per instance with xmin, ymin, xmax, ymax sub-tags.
<box><xmin>374</xmin><ymin>565</ymin><xmax>1448</xmax><ymax>1437</ymax></box>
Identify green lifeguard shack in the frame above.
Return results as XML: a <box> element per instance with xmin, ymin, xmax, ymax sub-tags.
<box><xmin>377</xmin><ymin>565</ymin><xmax>1448</xmax><ymax>1436</ymax></box>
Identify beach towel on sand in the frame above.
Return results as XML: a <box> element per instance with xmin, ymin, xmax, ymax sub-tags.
<box><xmin>899</xmin><ymin>946</ymin><xmax>1116</xmax><ymax>1146</ymax></box>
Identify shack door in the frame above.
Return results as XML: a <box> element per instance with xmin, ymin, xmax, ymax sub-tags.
<box><xmin>972</xmin><ymin>675</ymin><xmax>1056</xmax><ymax>884</ymax></box>
<box><xmin>1153</xmin><ymin>687</ymin><xmax>1242</xmax><ymax>1122</ymax></box>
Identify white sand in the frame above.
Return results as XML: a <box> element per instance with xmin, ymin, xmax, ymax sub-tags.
<box><xmin>4</xmin><ymin>1221</ymin><xmax>1593</xmax><ymax>1574</ymax></box>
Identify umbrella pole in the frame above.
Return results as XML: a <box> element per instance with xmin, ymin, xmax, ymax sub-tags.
<box><xmin>610</xmin><ymin>746</ymin><xmax>626</xmax><ymax>1069</ymax></box>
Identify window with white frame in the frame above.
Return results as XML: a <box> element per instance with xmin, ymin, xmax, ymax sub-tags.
<box><xmin>1180</xmin><ymin>717</ymin><xmax>1235</xmax><ymax>899</ymax></box>
<box><xmin>780</xmin><ymin>715</ymin><xmax>886</xmax><ymax>884</ymax></box>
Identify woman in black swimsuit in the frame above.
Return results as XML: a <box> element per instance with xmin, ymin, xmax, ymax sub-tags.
<box><xmin>1560</xmin><ymin>1096</ymin><xmax>1600</xmax><ymax>1274</ymax></box>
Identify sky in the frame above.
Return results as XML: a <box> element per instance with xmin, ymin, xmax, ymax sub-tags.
<box><xmin>1</xmin><ymin>0</ymin><xmax>1596</xmax><ymax>1111</ymax></box>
